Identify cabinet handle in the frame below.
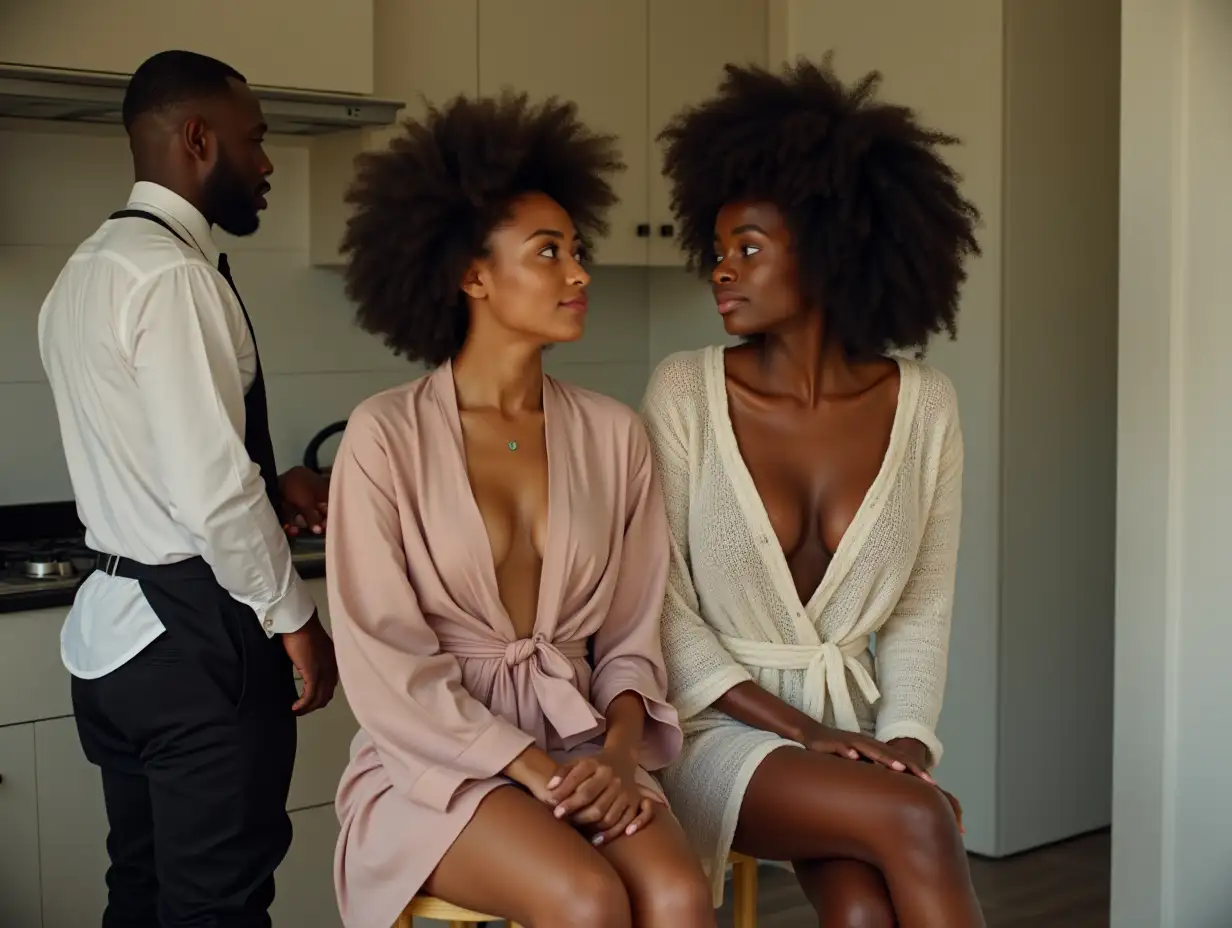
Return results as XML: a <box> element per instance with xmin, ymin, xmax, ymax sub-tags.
<box><xmin>659</xmin><ymin>224</ymin><xmax>674</xmax><ymax>238</ymax></box>
<box><xmin>636</xmin><ymin>223</ymin><xmax>650</xmax><ymax>238</ymax></box>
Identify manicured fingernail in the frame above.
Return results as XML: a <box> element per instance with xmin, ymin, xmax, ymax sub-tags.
<box><xmin>626</xmin><ymin>823</ymin><xmax>638</xmax><ymax>836</ymax></box>
<box><xmin>554</xmin><ymin>806</ymin><xmax>565</xmax><ymax>818</ymax></box>
<box><xmin>592</xmin><ymin>835</ymin><xmax>605</xmax><ymax>846</ymax></box>
<box><xmin>547</xmin><ymin>776</ymin><xmax>561</xmax><ymax>789</ymax></box>
<box><xmin>848</xmin><ymin>751</ymin><xmax>859</xmax><ymax>759</ymax></box>
<box><xmin>892</xmin><ymin>761</ymin><xmax>906</xmax><ymax>770</ymax></box>
<box><xmin>923</xmin><ymin>774</ymin><xmax>936</xmax><ymax>783</ymax></box>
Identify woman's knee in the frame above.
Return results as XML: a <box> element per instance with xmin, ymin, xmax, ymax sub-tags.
<box><xmin>800</xmin><ymin>859</ymin><xmax>896</xmax><ymax>928</ymax></box>
<box><xmin>533</xmin><ymin>855</ymin><xmax>631</xmax><ymax>928</ymax></box>
<box><xmin>882</xmin><ymin>776</ymin><xmax>964</xmax><ymax>860</ymax></box>
<box><xmin>816</xmin><ymin>882</ymin><xmax>896</xmax><ymax>928</ymax></box>
<box><xmin>632</xmin><ymin>860</ymin><xmax>715</xmax><ymax>927</ymax></box>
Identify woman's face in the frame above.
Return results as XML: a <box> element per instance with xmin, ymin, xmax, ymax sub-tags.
<box><xmin>711</xmin><ymin>200</ymin><xmax>809</xmax><ymax>337</ymax></box>
<box><xmin>463</xmin><ymin>191</ymin><xmax>591</xmax><ymax>346</ymax></box>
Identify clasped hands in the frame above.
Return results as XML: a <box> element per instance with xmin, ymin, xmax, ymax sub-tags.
<box><xmin>530</xmin><ymin>748</ymin><xmax>658</xmax><ymax>848</ymax></box>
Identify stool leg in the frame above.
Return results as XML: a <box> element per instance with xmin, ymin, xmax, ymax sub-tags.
<box><xmin>731</xmin><ymin>856</ymin><xmax>758</xmax><ymax>928</ymax></box>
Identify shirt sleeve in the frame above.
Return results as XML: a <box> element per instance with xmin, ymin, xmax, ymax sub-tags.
<box><xmin>587</xmin><ymin>420</ymin><xmax>684</xmax><ymax>772</ymax></box>
<box><xmin>326</xmin><ymin>405</ymin><xmax>535</xmax><ymax>813</ymax></box>
<box><xmin>126</xmin><ymin>263</ymin><xmax>314</xmax><ymax>636</ymax></box>
<box><xmin>641</xmin><ymin>365</ymin><xmax>753</xmax><ymax>722</ymax></box>
<box><xmin>874</xmin><ymin>404</ymin><xmax>964</xmax><ymax>768</ymax></box>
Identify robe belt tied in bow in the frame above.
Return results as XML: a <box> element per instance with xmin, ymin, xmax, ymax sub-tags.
<box><xmin>437</xmin><ymin>631</ymin><xmax>601</xmax><ymax>744</ymax></box>
<box><xmin>718</xmin><ymin>634</ymin><xmax>880</xmax><ymax>733</ymax></box>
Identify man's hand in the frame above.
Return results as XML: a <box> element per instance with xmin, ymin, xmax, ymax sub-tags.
<box><xmin>279</xmin><ymin>465</ymin><xmax>329</xmax><ymax>537</ymax></box>
<box><xmin>281</xmin><ymin>613</ymin><xmax>338</xmax><ymax>715</ymax></box>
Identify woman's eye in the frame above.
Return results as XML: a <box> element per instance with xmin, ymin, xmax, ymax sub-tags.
<box><xmin>741</xmin><ymin>244</ymin><xmax>760</xmax><ymax>258</ymax></box>
<box><xmin>539</xmin><ymin>243</ymin><xmax>558</xmax><ymax>258</ymax></box>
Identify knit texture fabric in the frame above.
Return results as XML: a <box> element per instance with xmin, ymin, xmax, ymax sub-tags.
<box><xmin>641</xmin><ymin>345</ymin><xmax>963</xmax><ymax>904</ymax></box>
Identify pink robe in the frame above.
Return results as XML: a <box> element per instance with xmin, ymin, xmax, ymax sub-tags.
<box><xmin>325</xmin><ymin>363</ymin><xmax>683</xmax><ymax>928</ymax></box>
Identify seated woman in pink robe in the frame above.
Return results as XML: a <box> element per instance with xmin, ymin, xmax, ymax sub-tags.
<box><xmin>323</xmin><ymin>91</ymin><xmax>715</xmax><ymax>928</ymax></box>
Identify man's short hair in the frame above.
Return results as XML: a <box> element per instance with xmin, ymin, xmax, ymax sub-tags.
<box><xmin>121</xmin><ymin>50</ymin><xmax>247</xmax><ymax>132</ymax></box>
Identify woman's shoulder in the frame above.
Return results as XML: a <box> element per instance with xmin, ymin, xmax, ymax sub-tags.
<box><xmin>895</xmin><ymin>354</ymin><xmax>960</xmax><ymax>428</ymax></box>
<box><xmin>343</xmin><ymin>372</ymin><xmax>438</xmax><ymax>446</ymax></box>
<box><xmin>643</xmin><ymin>346</ymin><xmax>716</xmax><ymax>418</ymax></box>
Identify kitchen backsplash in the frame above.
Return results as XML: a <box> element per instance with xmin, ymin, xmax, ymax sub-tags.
<box><xmin>0</xmin><ymin>122</ymin><xmax>722</xmax><ymax>506</ymax></box>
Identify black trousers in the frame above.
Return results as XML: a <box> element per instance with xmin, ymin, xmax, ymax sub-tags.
<box><xmin>72</xmin><ymin>572</ymin><xmax>298</xmax><ymax>927</ymax></box>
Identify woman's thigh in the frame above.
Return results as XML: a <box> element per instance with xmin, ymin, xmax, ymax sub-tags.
<box><xmin>732</xmin><ymin>746</ymin><xmax>961</xmax><ymax>866</ymax></box>
<box><xmin>423</xmin><ymin>785</ymin><xmax>631</xmax><ymax>928</ymax></box>
<box><xmin>596</xmin><ymin>805</ymin><xmax>716</xmax><ymax>928</ymax></box>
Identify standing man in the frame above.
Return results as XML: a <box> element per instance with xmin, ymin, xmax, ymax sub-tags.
<box><xmin>37</xmin><ymin>50</ymin><xmax>338</xmax><ymax>927</ymax></box>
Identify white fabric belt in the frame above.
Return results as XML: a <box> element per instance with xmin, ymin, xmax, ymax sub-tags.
<box><xmin>718</xmin><ymin>634</ymin><xmax>880</xmax><ymax>732</ymax></box>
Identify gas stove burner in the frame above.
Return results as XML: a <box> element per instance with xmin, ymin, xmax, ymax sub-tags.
<box><xmin>20</xmin><ymin>555</ymin><xmax>77</xmax><ymax>580</ymax></box>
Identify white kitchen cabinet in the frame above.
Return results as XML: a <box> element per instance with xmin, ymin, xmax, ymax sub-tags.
<box><xmin>0</xmin><ymin>0</ymin><xmax>374</xmax><ymax>95</ymax></box>
<box><xmin>310</xmin><ymin>0</ymin><xmax>769</xmax><ymax>269</ymax></box>
<box><xmin>35</xmin><ymin>716</ymin><xmax>111</xmax><ymax>928</ymax></box>
<box><xmin>309</xmin><ymin>0</ymin><xmax>479</xmax><ymax>265</ymax></box>
<box><xmin>478</xmin><ymin>0</ymin><xmax>650</xmax><ymax>266</ymax></box>
<box><xmin>0</xmin><ymin>606</ymin><xmax>72</xmax><ymax>726</ymax></box>
<box><xmin>647</xmin><ymin>2</ymin><xmax>769</xmax><ymax>266</ymax></box>
<box><xmin>0</xmin><ymin>723</ymin><xmax>44</xmax><ymax>928</ymax></box>
<box><xmin>478</xmin><ymin>0</ymin><xmax>768</xmax><ymax>268</ymax></box>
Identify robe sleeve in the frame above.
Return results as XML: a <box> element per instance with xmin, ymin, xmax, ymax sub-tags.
<box><xmin>326</xmin><ymin>404</ymin><xmax>534</xmax><ymax>813</ymax></box>
<box><xmin>588</xmin><ymin>418</ymin><xmax>683</xmax><ymax>772</ymax></box>
<box><xmin>641</xmin><ymin>366</ymin><xmax>753</xmax><ymax>722</ymax></box>
<box><xmin>874</xmin><ymin>402</ymin><xmax>964</xmax><ymax>768</ymax></box>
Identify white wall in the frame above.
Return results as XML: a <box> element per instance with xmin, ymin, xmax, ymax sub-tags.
<box><xmin>1114</xmin><ymin>1</ymin><xmax>1232</xmax><ymax>925</ymax></box>
<box><xmin>0</xmin><ymin>121</ymin><xmax>658</xmax><ymax>505</ymax></box>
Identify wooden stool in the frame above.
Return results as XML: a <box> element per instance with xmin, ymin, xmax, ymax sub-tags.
<box><xmin>728</xmin><ymin>851</ymin><xmax>759</xmax><ymax>928</ymax></box>
<box><xmin>394</xmin><ymin>894</ymin><xmax>521</xmax><ymax>927</ymax></box>
<box><xmin>395</xmin><ymin>852</ymin><xmax>758</xmax><ymax>928</ymax></box>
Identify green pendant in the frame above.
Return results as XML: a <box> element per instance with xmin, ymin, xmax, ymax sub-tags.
<box><xmin>507</xmin><ymin>440</ymin><xmax>518</xmax><ymax>451</ymax></box>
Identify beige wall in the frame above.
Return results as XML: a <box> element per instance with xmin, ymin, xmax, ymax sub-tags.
<box><xmin>0</xmin><ymin>123</ymin><xmax>656</xmax><ymax>504</ymax></box>
<box><xmin>1114</xmin><ymin>1</ymin><xmax>1232</xmax><ymax>924</ymax></box>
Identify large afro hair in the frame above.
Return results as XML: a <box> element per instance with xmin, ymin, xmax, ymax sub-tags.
<box><xmin>340</xmin><ymin>91</ymin><xmax>624</xmax><ymax>367</ymax></box>
<box><xmin>658</xmin><ymin>55</ymin><xmax>982</xmax><ymax>359</ymax></box>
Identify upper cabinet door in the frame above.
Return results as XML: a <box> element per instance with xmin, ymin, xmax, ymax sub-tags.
<box><xmin>647</xmin><ymin>1</ymin><xmax>768</xmax><ymax>267</ymax></box>
<box><xmin>478</xmin><ymin>0</ymin><xmax>650</xmax><ymax>267</ymax></box>
<box><xmin>0</xmin><ymin>0</ymin><xmax>374</xmax><ymax>94</ymax></box>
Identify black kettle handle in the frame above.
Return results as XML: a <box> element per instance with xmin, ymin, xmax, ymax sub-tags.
<box><xmin>304</xmin><ymin>421</ymin><xmax>348</xmax><ymax>473</ymax></box>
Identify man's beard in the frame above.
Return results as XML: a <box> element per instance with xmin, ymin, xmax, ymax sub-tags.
<box><xmin>203</xmin><ymin>155</ymin><xmax>261</xmax><ymax>237</ymax></box>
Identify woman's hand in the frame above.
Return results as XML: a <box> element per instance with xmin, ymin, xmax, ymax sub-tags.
<box><xmin>502</xmin><ymin>746</ymin><xmax>564</xmax><ymax>805</ymax></box>
<box><xmin>544</xmin><ymin>749</ymin><xmax>654</xmax><ymax>846</ymax></box>
<box><xmin>799</xmin><ymin>722</ymin><xmax>935</xmax><ymax>783</ymax></box>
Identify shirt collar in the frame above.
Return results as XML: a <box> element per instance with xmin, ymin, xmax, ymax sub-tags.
<box><xmin>124</xmin><ymin>181</ymin><xmax>221</xmax><ymax>266</ymax></box>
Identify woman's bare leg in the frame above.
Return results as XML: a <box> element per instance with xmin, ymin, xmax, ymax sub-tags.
<box><xmin>793</xmin><ymin>858</ymin><xmax>896</xmax><ymax>928</ymax></box>
<box><xmin>423</xmin><ymin>786</ymin><xmax>631</xmax><ymax>928</ymax></box>
<box><xmin>732</xmin><ymin>747</ymin><xmax>983</xmax><ymax>928</ymax></box>
<box><xmin>596</xmin><ymin>807</ymin><xmax>716</xmax><ymax>928</ymax></box>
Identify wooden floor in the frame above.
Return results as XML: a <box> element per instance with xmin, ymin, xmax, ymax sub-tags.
<box><xmin>715</xmin><ymin>830</ymin><xmax>1111</xmax><ymax>928</ymax></box>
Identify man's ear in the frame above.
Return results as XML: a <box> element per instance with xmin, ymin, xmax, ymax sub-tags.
<box><xmin>460</xmin><ymin>261</ymin><xmax>487</xmax><ymax>301</ymax></box>
<box><xmin>182</xmin><ymin>115</ymin><xmax>214</xmax><ymax>165</ymax></box>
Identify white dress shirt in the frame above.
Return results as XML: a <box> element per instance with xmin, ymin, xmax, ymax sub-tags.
<box><xmin>38</xmin><ymin>181</ymin><xmax>315</xmax><ymax>680</ymax></box>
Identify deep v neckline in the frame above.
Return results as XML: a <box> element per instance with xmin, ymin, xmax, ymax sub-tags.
<box><xmin>435</xmin><ymin>362</ymin><xmax>565</xmax><ymax>642</ymax></box>
<box><xmin>704</xmin><ymin>345</ymin><xmax>919</xmax><ymax>637</ymax></box>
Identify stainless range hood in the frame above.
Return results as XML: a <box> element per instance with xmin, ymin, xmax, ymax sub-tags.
<box><xmin>0</xmin><ymin>63</ymin><xmax>405</xmax><ymax>136</ymax></box>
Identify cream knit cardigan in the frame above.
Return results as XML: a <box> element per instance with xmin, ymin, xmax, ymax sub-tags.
<box><xmin>641</xmin><ymin>346</ymin><xmax>963</xmax><ymax>904</ymax></box>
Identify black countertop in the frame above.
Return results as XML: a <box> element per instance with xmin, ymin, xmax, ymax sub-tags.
<box><xmin>0</xmin><ymin>499</ymin><xmax>330</xmax><ymax>615</ymax></box>
<box><xmin>0</xmin><ymin>554</ymin><xmax>325</xmax><ymax>616</ymax></box>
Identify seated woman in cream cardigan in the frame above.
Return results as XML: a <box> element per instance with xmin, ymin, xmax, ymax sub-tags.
<box><xmin>642</xmin><ymin>59</ymin><xmax>986</xmax><ymax>928</ymax></box>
